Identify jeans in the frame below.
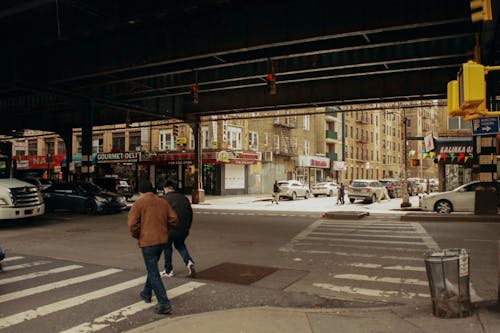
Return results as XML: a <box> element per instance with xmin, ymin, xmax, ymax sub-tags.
<box><xmin>141</xmin><ymin>244</ymin><xmax>170</xmax><ymax>307</ymax></box>
<box><xmin>164</xmin><ymin>238</ymin><xmax>192</xmax><ymax>273</ymax></box>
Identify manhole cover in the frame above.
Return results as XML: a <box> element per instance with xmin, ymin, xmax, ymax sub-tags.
<box><xmin>196</xmin><ymin>262</ymin><xmax>278</xmax><ymax>285</ymax></box>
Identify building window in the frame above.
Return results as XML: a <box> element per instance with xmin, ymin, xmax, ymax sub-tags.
<box><xmin>57</xmin><ymin>139</ymin><xmax>65</xmax><ymax>155</ymax></box>
<box><xmin>76</xmin><ymin>136</ymin><xmax>82</xmax><ymax>154</ymax></box>
<box><xmin>189</xmin><ymin>129</ymin><xmax>195</xmax><ymax>149</ymax></box>
<box><xmin>447</xmin><ymin>116</ymin><xmax>472</xmax><ymax>130</ymax></box>
<box><xmin>129</xmin><ymin>131</ymin><xmax>141</xmax><ymax>151</ymax></box>
<box><xmin>274</xmin><ymin>135</ymin><xmax>280</xmax><ymax>152</ymax></box>
<box><xmin>202</xmin><ymin>126</ymin><xmax>210</xmax><ymax>149</ymax></box>
<box><xmin>45</xmin><ymin>138</ymin><xmax>55</xmax><ymax>155</ymax></box>
<box><xmin>92</xmin><ymin>136</ymin><xmax>103</xmax><ymax>154</ymax></box>
<box><xmin>228</xmin><ymin>126</ymin><xmax>242</xmax><ymax>149</ymax></box>
<box><xmin>112</xmin><ymin>133</ymin><xmax>125</xmax><ymax>151</ymax></box>
<box><xmin>28</xmin><ymin>139</ymin><xmax>38</xmax><ymax>156</ymax></box>
<box><xmin>248</xmin><ymin>132</ymin><xmax>258</xmax><ymax>150</ymax></box>
<box><xmin>159</xmin><ymin>129</ymin><xmax>176</xmax><ymax>151</ymax></box>
<box><xmin>304</xmin><ymin>140</ymin><xmax>310</xmax><ymax>155</ymax></box>
<box><xmin>303</xmin><ymin>115</ymin><xmax>310</xmax><ymax>130</ymax></box>
<box><xmin>264</xmin><ymin>133</ymin><xmax>269</xmax><ymax>146</ymax></box>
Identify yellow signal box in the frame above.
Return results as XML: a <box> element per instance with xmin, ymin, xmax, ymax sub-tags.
<box><xmin>447</xmin><ymin>80</ymin><xmax>465</xmax><ymax>116</ymax></box>
<box><xmin>458</xmin><ymin>60</ymin><xmax>486</xmax><ymax>110</ymax></box>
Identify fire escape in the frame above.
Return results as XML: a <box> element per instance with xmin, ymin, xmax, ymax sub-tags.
<box><xmin>273</xmin><ymin>117</ymin><xmax>297</xmax><ymax>157</ymax></box>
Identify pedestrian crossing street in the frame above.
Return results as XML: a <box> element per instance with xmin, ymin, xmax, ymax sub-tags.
<box><xmin>280</xmin><ymin>218</ymin><xmax>481</xmax><ymax>304</ymax></box>
<box><xmin>0</xmin><ymin>256</ymin><xmax>205</xmax><ymax>333</ymax></box>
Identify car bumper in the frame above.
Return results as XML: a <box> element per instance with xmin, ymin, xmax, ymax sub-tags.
<box><xmin>0</xmin><ymin>204</ymin><xmax>45</xmax><ymax>219</ymax></box>
<box><xmin>96</xmin><ymin>202</ymin><xmax>127</xmax><ymax>213</ymax></box>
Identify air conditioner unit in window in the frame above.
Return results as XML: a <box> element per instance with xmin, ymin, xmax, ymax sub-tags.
<box><xmin>263</xmin><ymin>151</ymin><xmax>273</xmax><ymax>162</ymax></box>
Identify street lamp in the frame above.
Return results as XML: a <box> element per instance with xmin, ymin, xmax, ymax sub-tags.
<box><xmin>401</xmin><ymin>110</ymin><xmax>411</xmax><ymax>208</ymax></box>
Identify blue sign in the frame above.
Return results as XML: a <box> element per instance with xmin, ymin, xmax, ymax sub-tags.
<box><xmin>472</xmin><ymin>116</ymin><xmax>499</xmax><ymax>136</ymax></box>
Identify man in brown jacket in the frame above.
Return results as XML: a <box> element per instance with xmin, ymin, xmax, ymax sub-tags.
<box><xmin>128</xmin><ymin>179</ymin><xmax>177</xmax><ymax>315</ymax></box>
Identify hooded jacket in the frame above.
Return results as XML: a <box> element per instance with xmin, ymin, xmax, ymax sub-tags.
<box><xmin>163</xmin><ymin>191</ymin><xmax>193</xmax><ymax>239</ymax></box>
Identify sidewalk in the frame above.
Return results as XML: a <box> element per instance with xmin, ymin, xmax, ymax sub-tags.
<box><xmin>127</xmin><ymin>194</ymin><xmax>500</xmax><ymax>332</ymax></box>
<box><xmin>129</xmin><ymin>303</ymin><xmax>500</xmax><ymax>333</ymax></box>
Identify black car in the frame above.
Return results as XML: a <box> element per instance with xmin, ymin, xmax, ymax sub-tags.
<box><xmin>94</xmin><ymin>177</ymin><xmax>134</xmax><ymax>200</ymax></box>
<box><xmin>21</xmin><ymin>177</ymin><xmax>53</xmax><ymax>191</ymax></box>
<box><xmin>43</xmin><ymin>182</ymin><xmax>127</xmax><ymax>214</ymax></box>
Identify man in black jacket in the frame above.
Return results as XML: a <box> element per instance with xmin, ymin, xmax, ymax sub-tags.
<box><xmin>160</xmin><ymin>182</ymin><xmax>196</xmax><ymax>278</ymax></box>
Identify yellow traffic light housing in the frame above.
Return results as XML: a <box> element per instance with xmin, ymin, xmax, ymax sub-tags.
<box><xmin>173</xmin><ymin>124</ymin><xmax>179</xmax><ymax>137</ymax></box>
<box><xmin>447</xmin><ymin>80</ymin><xmax>466</xmax><ymax>117</ymax></box>
<box><xmin>458</xmin><ymin>61</ymin><xmax>486</xmax><ymax>110</ymax></box>
<box><xmin>470</xmin><ymin>0</ymin><xmax>493</xmax><ymax>22</ymax></box>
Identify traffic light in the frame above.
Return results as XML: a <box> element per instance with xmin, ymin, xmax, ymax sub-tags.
<box><xmin>470</xmin><ymin>0</ymin><xmax>492</xmax><ymax>22</ymax></box>
<box><xmin>266</xmin><ymin>73</ymin><xmax>276</xmax><ymax>95</ymax></box>
<box><xmin>447</xmin><ymin>80</ymin><xmax>466</xmax><ymax>117</ymax></box>
<box><xmin>190</xmin><ymin>85</ymin><xmax>199</xmax><ymax>104</ymax></box>
<box><xmin>458</xmin><ymin>60</ymin><xmax>486</xmax><ymax>111</ymax></box>
<box><xmin>173</xmin><ymin>124</ymin><xmax>179</xmax><ymax>137</ymax></box>
<box><xmin>411</xmin><ymin>159</ymin><xmax>420</xmax><ymax>167</ymax></box>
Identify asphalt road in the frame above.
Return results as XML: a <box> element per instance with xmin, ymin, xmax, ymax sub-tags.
<box><xmin>1</xmin><ymin>209</ymin><xmax>500</xmax><ymax>332</ymax></box>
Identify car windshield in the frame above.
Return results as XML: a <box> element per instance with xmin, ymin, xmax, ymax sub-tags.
<box><xmin>78</xmin><ymin>183</ymin><xmax>103</xmax><ymax>194</ymax></box>
<box><xmin>351</xmin><ymin>181</ymin><xmax>368</xmax><ymax>187</ymax></box>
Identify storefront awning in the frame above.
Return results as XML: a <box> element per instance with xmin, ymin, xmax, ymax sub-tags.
<box><xmin>433</xmin><ymin>137</ymin><xmax>473</xmax><ymax>164</ymax></box>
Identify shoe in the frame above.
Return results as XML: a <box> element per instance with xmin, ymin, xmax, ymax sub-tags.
<box><xmin>187</xmin><ymin>260</ymin><xmax>196</xmax><ymax>278</ymax></box>
<box><xmin>154</xmin><ymin>305</ymin><xmax>172</xmax><ymax>315</ymax></box>
<box><xmin>140</xmin><ymin>291</ymin><xmax>151</xmax><ymax>303</ymax></box>
<box><xmin>160</xmin><ymin>270</ymin><xmax>174</xmax><ymax>278</ymax></box>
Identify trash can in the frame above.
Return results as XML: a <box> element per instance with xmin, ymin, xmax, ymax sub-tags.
<box><xmin>424</xmin><ymin>248</ymin><xmax>472</xmax><ymax>318</ymax></box>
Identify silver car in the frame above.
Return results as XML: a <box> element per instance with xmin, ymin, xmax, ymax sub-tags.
<box><xmin>277</xmin><ymin>180</ymin><xmax>310</xmax><ymax>200</ymax></box>
<box><xmin>348</xmin><ymin>179</ymin><xmax>385</xmax><ymax>203</ymax></box>
<box><xmin>311</xmin><ymin>182</ymin><xmax>338</xmax><ymax>197</ymax></box>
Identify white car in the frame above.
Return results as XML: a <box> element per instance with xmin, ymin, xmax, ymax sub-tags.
<box><xmin>277</xmin><ymin>180</ymin><xmax>310</xmax><ymax>200</ymax></box>
<box><xmin>348</xmin><ymin>179</ymin><xmax>386</xmax><ymax>203</ymax></box>
<box><xmin>419</xmin><ymin>181</ymin><xmax>500</xmax><ymax>213</ymax></box>
<box><xmin>311</xmin><ymin>182</ymin><xmax>338</xmax><ymax>197</ymax></box>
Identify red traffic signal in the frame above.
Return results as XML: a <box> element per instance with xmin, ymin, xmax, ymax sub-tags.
<box><xmin>265</xmin><ymin>74</ymin><xmax>276</xmax><ymax>95</ymax></box>
<box><xmin>411</xmin><ymin>159</ymin><xmax>420</xmax><ymax>167</ymax></box>
<box><xmin>190</xmin><ymin>85</ymin><xmax>199</xmax><ymax>104</ymax></box>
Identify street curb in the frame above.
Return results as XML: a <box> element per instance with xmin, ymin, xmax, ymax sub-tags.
<box><xmin>321</xmin><ymin>211</ymin><xmax>370</xmax><ymax>219</ymax></box>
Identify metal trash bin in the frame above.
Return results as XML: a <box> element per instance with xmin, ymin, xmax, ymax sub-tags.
<box><xmin>424</xmin><ymin>248</ymin><xmax>472</xmax><ymax>318</ymax></box>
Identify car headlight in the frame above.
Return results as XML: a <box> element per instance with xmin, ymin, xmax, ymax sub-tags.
<box><xmin>95</xmin><ymin>196</ymin><xmax>108</xmax><ymax>203</ymax></box>
<box><xmin>0</xmin><ymin>197</ymin><xmax>9</xmax><ymax>206</ymax></box>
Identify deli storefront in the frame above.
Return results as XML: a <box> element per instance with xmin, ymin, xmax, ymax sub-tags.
<box><xmin>433</xmin><ymin>137</ymin><xmax>473</xmax><ymax>191</ymax></box>
<box><xmin>95</xmin><ymin>152</ymin><xmax>140</xmax><ymax>191</ymax></box>
<box><xmin>296</xmin><ymin>155</ymin><xmax>331</xmax><ymax>186</ymax></box>
<box><xmin>141</xmin><ymin>150</ymin><xmax>260</xmax><ymax>195</ymax></box>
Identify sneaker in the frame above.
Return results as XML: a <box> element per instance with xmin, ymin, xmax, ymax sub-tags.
<box><xmin>140</xmin><ymin>291</ymin><xmax>151</xmax><ymax>303</ymax></box>
<box><xmin>154</xmin><ymin>305</ymin><xmax>172</xmax><ymax>315</ymax></box>
<box><xmin>160</xmin><ymin>270</ymin><xmax>174</xmax><ymax>278</ymax></box>
<box><xmin>187</xmin><ymin>260</ymin><xmax>196</xmax><ymax>278</ymax></box>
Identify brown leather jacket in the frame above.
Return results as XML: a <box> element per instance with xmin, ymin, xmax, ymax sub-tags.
<box><xmin>128</xmin><ymin>192</ymin><xmax>178</xmax><ymax>247</ymax></box>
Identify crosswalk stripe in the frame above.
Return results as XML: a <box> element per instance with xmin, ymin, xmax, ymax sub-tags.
<box><xmin>334</xmin><ymin>274</ymin><xmax>428</xmax><ymax>286</ymax></box>
<box><xmin>313</xmin><ymin>282</ymin><xmax>429</xmax><ymax>299</ymax></box>
<box><xmin>2</xmin><ymin>256</ymin><xmax>24</xmax><ymax>262</ymax></box>
<box><xmin>0</xmin><ymin>265</ymin><xmax>83</xmax><ymax>286</ymax></box>
<box><xmin>291</xmin><ymin>242</ymin><xmax>426</xmax><ymax>253</ymax></box>
<box><xmin>294</xmin><ymin>250</ymin><xmax>422</xmax><ymax>261</ymax></box>
<box><xmin>348</xmin><ymin>263</ymin><xmax>426</xmax><ymax>272</ymax></box>
<box><xmin>3</xmin><ymin>260</ymin><xmax>52</xmax><ymax>271</ymax></box>
<box><xmin>317</xmin><ymin>227</ymin><xmax>420</xmax><ymax>234</ymax></box>
<box><xmin>321</xmin><ymin>221</ymin><xmax>413</xmax><ymax>227</ymax></box>
<box><xmin>307</xmin><ymin>236</ymin><xmax>427</xmax><ymax>246</ymax></box>
<box><xmin>60</xmin><ymin>282</ymin><xmax>206</xmax><ymax>333</ymax></box>
<box><xmin>0</xmin><ymin>276</ymin><xmax>146</xmax><ymax>329</ymax></box>
<box><xmin>0</xmin><ymin>268</ymin><xmax>122</xmax><ymax>304</ymax></box>
<box><xmin>310</xmin><ymin>231</ymin><xmax>425</xmax><ymax>239</ymax></box>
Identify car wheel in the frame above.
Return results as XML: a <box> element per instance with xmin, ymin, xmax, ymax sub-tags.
<box><xmin>435</xmin><ymin>200</ymin><xmax>453</xmax><ymax>213</ymax></box>
<box><xmin>314</xmin><ymin>194</ymin><xmax>318</xmax><ymax>197</ymax></box>
<box><xmin>349</xmin><ymin>198</ymin><xmax>355</xmax><ymax>203</ymax></box>
<box><xmin>85</xmin><ymin>200</ymin><xmax>97</xmax><ymax>215</ymax></box>
<box><xmin>291</xmin><ymin>192</ymin><xmax>297</xmax><ymax>200</ymax></box>
<box><xmin>304</xmin><ymin>191</ymin><xmax>310</xmax><ymax>199</ymax></box>
<box><xmin>328</xmin><ymin>190</ymin><xmax>333</xmax><ymax>197</ymax></box>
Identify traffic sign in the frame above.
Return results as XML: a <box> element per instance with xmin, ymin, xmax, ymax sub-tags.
<box><xmin>472</xmin><ymin>116</ymin><xmax>499</xmax><ymax>136</ymax></box>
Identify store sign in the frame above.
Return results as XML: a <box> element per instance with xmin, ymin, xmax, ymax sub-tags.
<box><xmin>13</xmin><ymin>154</ymin><xmax>65</xmax><ymax>170</ymax></box>
<box><xmin>332</xmin><ymin>161</ymin><xmax>347</xmax><ymax>170</ymax></box>
<box><xmin>96</xmin><ymin>152</ymin><xmax>139</xmax><ymax>163</ymax></box>
<box><xmin>297</xmin><ymin>155</ymin><xmax>330</xmax><ymax>168</ymax></box>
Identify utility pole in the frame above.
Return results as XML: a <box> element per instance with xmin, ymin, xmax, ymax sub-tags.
<box><xmin>401</xmin><ymin>109</ymin><xmax>411</xmax><ymax>208</ymax></box>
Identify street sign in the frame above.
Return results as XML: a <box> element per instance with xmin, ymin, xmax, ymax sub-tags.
<box><xmin>472</xmin><ymin>116</ymin><xmax>499</xmax><ymax>136</ymax></box>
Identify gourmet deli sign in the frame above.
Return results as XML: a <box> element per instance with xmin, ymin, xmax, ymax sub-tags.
<box><xmin>96</xmin><ymin>152</ymin><xmax>139</xmax><ymax>163</ymax></box>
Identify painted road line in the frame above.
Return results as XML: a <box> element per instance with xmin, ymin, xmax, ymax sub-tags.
<box><xmin>411</xmin><ymin>222</ymin><xmax>439</xmax><ymax>249</ymax></box>
<box><xmin>60</xmin><ymin>282</ymin><xmax>206</xmax><ymax>333</ymax></box>
<box><xmin>296</xmin><ymin>250</ymin><xmax>422</xmax><ymax>261</ymax></box>
<box><xmin>348</xmin><ymin>263</ymin><xmax>425</xmax><ymax>272</ymax></box>
<box><xmin>313</xmin><ymin>283</ymin><xmax>429</xmax><ymax>299</ymax></box>
<box><xmin>317</xmin><ymin>226</ymin><xmax>420</xmax><ymax>233</ymax></box>
<box><xmin>0</xmin><ymin>268</ymin><xmax>122</xmax><ymax>303</ymax></box>
<box><xmin>307</xmin><ymin>236</ymin><xmax>427</xmax><ymax>246</ymax></box>
<box><xmin>0</xmin><ymin>265</ymin><xmax>83</xmax><ymax>286</ymax></box>
<box><xmin>2</xmin><ymin>256</ymin><xmax>24</xmax><ymax>262</ymax></box>
<box><xmin>321</xmin><ymin>221</ymin><xmax>413</xmax><ymax>226</ymax></box>
<box><xmin>3</xmin><ymin>260</ymin><xmax>52</xmax><ymax>271</ymax></box>
<box><xmin>289</xmin><ymin>242</ymin><xmax>426</xmax><ymax>253</ymax></box>
<box><xmin>334</xmin><ymin>274</ymin><xmax>428</xmax><ymax>286</ymax></box>
<box><xmin>310</xmin><ymin>231</ymin><xmax>425</xmax><ymax>239</ymax></box>
<box><xmin>0</xmin><ymin>276</ymin><xmax>145</xmax><ymax>329</ymax></box>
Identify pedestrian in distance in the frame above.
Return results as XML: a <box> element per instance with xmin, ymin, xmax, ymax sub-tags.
<box><xmin>160</xmin><ymin>181</ymin><xmax>196</xmax><ymax>278</ymax></box>
<box><xmin>272</xmin><ymin>180</ymin><xmax>280</xmax><ymax>204</ymax></box>
<box><xmin>128</xmin><ymin>179</ymin><xmax>178</xmax><ymax>315</ymax></box>
<box><xmin>337</xmin><ymin>183</ymin><xmax>345</xmax><ymax>205</ymax></box>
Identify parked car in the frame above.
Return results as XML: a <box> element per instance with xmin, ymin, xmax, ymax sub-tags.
<box><xmin>310</xmin><ymin>182</ymin><xmax>338</xmax><ymax>197</ymax></box>
<box><xmin>21</xmin><ymin>177</ymin><xmax>53</xmax><ymax>191</ymax></box>
<box><xmin>408</xmin><ymin>177</ymin><xmax>428</xmax><ymax>194</ymax></box>
<box><xmin>94</xmin><ymin>176</ymin><xmax>133</xmax><ymax>199</ymax></box>
<box><xmin>348</xmin><ymin>179</ymin><xmax>386</xmax><ymax>203</ymax></box>
<box><xmin>43</xmin><ymin>182</ymin><xmax>127</xmax><ymax>214</ymax></box>
<box><xmin>419</xmin><ymin>180</ymin><xmax>500</xmax><ymax>213</ymax></box>
<box><xmin>277</xmin><ymin>180</ymin><xmax>310</xmax><ymax>200</ymax></box>
<box><xmin>379</xmin><ymin>179</ymin><xmax>402</xmax><ymax>198</ymax></box>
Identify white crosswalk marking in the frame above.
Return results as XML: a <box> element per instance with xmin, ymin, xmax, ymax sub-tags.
<box><xmin>334</xmin><ymin>274</ymin><xmax>428</xmax><ymax>286</ymax></box>
<box><xmin>348</xmin><ymin>263</ymin><xmax>426</xmax><ymax>272</ymax></box>
<box><xmin>3</xmin><ymin>260</ymin><xmax>52</xmax><ymax>271</ymax></box>
<box><xmin>0</xmin><ymin>268</ymin><xmax>122</xmax><ymax>303</ymax></box>
<box><xmin>313</xmin><ymin>283</ymin><xmax>430</xmax><ymax>299</ymax></box>
<box><xmin>0</xmin><ymin>276</ymin><xmax>146</xmax><ymax>329</ymax></box>
<box><xmin>0</xmin><ymin>265</ymin><xmax>83</xmax><ymax>286</ymax></box>
<box><xmin>2</xmin><ymin>256</ymin><xmax>24</xmax><ymax>262</ymax></box>
<box><xmin>59</xmin><ymin>282</ymin><xmax>205</xmax><ymax>333</ymax></box>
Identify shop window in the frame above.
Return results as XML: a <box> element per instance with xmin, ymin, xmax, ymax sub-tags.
<box><xmin>129</xmin><ymin>131</ymin><xmax>141</xmax><ymax>151</ymax></box>
<box><xmin>112</xmin><ymin>132</ymin><xmax>125</xmax><ymax>151</ymax></box>
<box><xmin>248</xmin><ymin>132</ymin><xmax>258</xmax><ymax>150</ymax></box>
